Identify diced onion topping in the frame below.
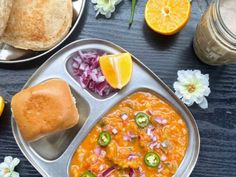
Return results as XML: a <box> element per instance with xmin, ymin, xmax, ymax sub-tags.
<box><xmin>128</xmin><ymin>154</ymin><xmax>138</xmax><ymax>161</ymax></box>
<box><xmin>129</xmin><ymin>168</ymin><xmax>135</xmax><ymax>177</ymax></box>
<box><xmin>154</xmin><ymin>117</ymin><xmax>167</xmax><ymax>125</ymax></box>
<box><xmin>112</xmin><ymin>128</ymin><xmax>118</xmax><ymax>135</ymax></box>
<box><xmin>121</xmin><ymin>113</ymin><xmax>128</xmax><ymax>120</ymax></box>
<box><xmin>102</xmin><ymin>166</ymin><xmax>115</xmax><ymax>177</ymax></box>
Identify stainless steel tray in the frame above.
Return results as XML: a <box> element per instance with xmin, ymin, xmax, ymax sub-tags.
<box><xmin>0</xmin><ymin>0</ymin><xmax>85</xmax><ymax>64</ymax></box>
<box><xmin>11</xmin><ymin>38</ymin><xmax>200</xmax><ymax>177</ymax></box>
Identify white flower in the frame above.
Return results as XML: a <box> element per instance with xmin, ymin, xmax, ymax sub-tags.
<box><xmin>0</xmin><ymin>156</ymin><xmax>20</xmax><ymax>177</ymax></box>
<box><xmin>91</xmin><ymin>0</ymin><xmax>122</xmax><ymax>18</ymax></box>
<box><xmin>173</xmin><ymin>70</ymin><xmax>211</xmax><ymax>109</ymax></box>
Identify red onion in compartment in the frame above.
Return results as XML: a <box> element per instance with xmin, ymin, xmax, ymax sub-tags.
<box><xmin>70</xmin><ymin>50</ymin><xmax>115</xmax><ymax>96</ymax></box>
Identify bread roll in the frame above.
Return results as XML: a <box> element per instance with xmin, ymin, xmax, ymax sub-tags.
<box><xmin>2</xmin><ymin>0</ymin><xmax>73</xmax><ymax>51</ymax></box>
<box><xmin>11</xmin><ymin>79</ymin><xmax>79</xmax><ymax>142</ymax></box>
<box><xmin>0</xmin><ymin>0</ymin><xmax>13</xmax><ymax>36</ymax></box>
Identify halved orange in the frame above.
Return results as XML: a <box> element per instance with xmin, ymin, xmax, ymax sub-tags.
<box><xmin>99</xmin><ymin>53</ymin><xmax>133</xmax><ymax>89</ymax></box>
<box><xmin>0</xmin><ymin>96</ymin><xmax>5</xmax><ymax>117</ymax></box>
<box><xmin>145</xmin><ymin>0</ymin><xmax>191</xmax><ymax>35</ymax></box>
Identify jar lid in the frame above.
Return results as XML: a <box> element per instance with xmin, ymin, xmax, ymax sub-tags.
<box><xmin>218</xmin><ymin>0</ymin><xmax>236</xmax><ymax>38</ymax></box>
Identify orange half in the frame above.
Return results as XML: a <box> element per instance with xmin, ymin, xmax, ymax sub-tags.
<box><xmin>99</xmin><ymin>53</ymin><xmax>133</xmax><ymax>89</ymax></box>
<box><xmin>145</xmin><ymin>0</ymin><xmax>191</xmax><ymax>35</ymax></box>
<box><xmin>0</xmin><ymin>96</ymin><xmax>5</xmax><ymax>117</ymax></box>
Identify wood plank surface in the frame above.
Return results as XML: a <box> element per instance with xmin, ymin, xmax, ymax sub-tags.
<box><xmin>0</xmin><ymin>0</ymin><xmax>235</xmax><ymax>176</ymax></box>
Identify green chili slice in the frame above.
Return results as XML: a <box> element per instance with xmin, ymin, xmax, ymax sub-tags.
<box><xmin>135</xmin><ymin>112</ymin><xmax>149</xmax><ymax>128</ymax></box>
<box><xmin>98</xmin><ymin>131</ymin><xmax>111</xmax><ymax>147</ymax></box>
<box><xmin>81</xmin><ymin>171</ymin><xmax>96</xmax><ymax>177</ymax></box>
<box><xmin>144</xmin><ymin>152</ymin><xmax>160</xmax><ymax>168</ymax></box>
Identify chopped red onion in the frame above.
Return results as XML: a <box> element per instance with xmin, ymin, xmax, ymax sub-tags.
<box><xmin>162</xmin><ymin>119</ymin><xmax>167</xmax><ymax>124</ymax></box>
<box><xmin>121</xmin><ymin>113</ymin><xmax>128</xmax><ymax>120</ymax></box>
<box><xmin>70</xmin><ymin>50</ymin><xmax>114</xmax><ymax>96</ymax></box>
<box><xmin>156</xmin><ymin>142</ymin><xmax>161</xmax><ymax>148</ymax></box>
<box><xmin>145</xmin><ymin>125</ymin><xmax>155</xmax><ymax>132</ymax></box>
<box><xmin>158</xmin><ymin>164</ymin><xmax>164</xmax><ymax>173</ymax></box>
<box><xmin>73</xmin><ymin>56</ymin><xmax>82</xmax><ymax>64</ymax></box>
<box><xmin>129</xmin><ymin>168</ymin><xmax>135</xmax><ymax>177</ymax></box>
<box><xmin>149</xmin><ymin>141</ymin><xmax>158</xmax><ymax>149</ymax></box>
<box><xmin>123</xmin><ymin>135</ymin><xmax>131</xmax><ymax>141</ymax></box>
<box><xmin>147</xmin><ymin>127</ymin><xmax>152</xmax><ymax>136</ymax></box>
<box><xmin>154</xmin><ymin>117</ymin><xmax>168</xmax><ymax>125</ymax></box>
<box><xmin>161</xmin><ymin>140</ymin><xmax>169</xmax><ymax>148</ymax></box>
<box><xmin>99</xmin><ymin>164</ymin><xmax>106</xmax><ymax>171</ymax></box>
<box><xmin>72</xmin><ymin>62</ymin><xmax>79</xmax><ymax>69</ymax></box>
<box><xmin>128</xmin><ymin>131</ymin><xmax>139</xmax><ymax>139</ymax></box>
<box><xmin>123</xmin><ymin>131</ymin><xmax>138</xmax><ymax>141</ymax></box>
<box><xmin>147</xmin><ymin>110</ymin><xmax>154</xmax><ymax>115</ymax></box>
<box><xmin>102</xmin><ymin>167</ymin><xmax>115</xmax><ymax>177</ymax></box>
<box><xmin>112</xmin><ymin>128</ymin><xmax>118</xmax><ymax>135</ymax></box>
<box><xmin>128</xmin><ymin>154</ymin><xmax>138</xmax><ymax>160</ymax></box>
<box><xmin>151</xmin><ymin>135</ymin><xmax>157</xmax><ymax>142</ymax></box>
<box><xmin>138</xmin><ymin>167</ymin><xmax>146</xmax><ymax>177</ymax></box>
<box><xmin>161</xmin><ymin>155</ymin><xmax>167</xmax><ymax>161</ymax></box>
<box><xmin>145</xmin><ymin>125</ymin><xmax>157</xmax><ymax>142</ymax></box>
<box><xmin>94</xmin><ymin>147</ymin><xmax>101</xmax><ymax>156</ymax></box>
<box><xmin>100</xmin><ymin>150</ymin><xmax>106</xmax><ymax>158</ymax></box>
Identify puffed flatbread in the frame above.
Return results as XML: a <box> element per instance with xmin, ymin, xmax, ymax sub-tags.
<box><xmin>0</xmin><ymin>0</ymin><xmax>13</xmax><ymax>36</ymax></box>
<box><xmin>2</xmin><ymin>0</ymin><xmax>73</xmax><ymax>51</ymax></box>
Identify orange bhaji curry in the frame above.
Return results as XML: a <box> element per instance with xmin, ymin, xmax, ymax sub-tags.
<box><xmin>70</xmin><ymin>92</ymin><xmax>188</xmax><ymax>177</ymax></box>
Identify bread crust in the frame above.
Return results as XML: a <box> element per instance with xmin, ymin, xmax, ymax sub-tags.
<box><xmin>0</xmin><ymin>0</ymin><xmax>13</xmax><ymax>36</ymax></box>
<box><xmin>2</xmin><ymin>0</ymin><xmax>73</xmax><ymax>51</ymax></box>
<box><xmin>11</xmin><ymin>79</ymin><xmax>79</xmax><ymax>142</ymax></box>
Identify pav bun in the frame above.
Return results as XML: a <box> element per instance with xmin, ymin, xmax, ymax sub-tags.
<box><xmin>11</xmin><ymin>79</ymin><xmax>79</xmax><ymax>142</ymax></box>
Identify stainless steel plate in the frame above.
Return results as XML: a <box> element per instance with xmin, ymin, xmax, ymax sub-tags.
<box><xmin>11</xmin><ymin>39</ymin><xmax>200</xmax><ymax>177</ymax></box>
<box><xmin>0</xmin><ymin>0</ymin><xmax>85</xmax><ymax>64</ymax></box>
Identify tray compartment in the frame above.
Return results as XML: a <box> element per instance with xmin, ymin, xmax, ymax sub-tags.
<box><xmin>68</xmin><ymin>88</ymin><xmax>190</xmax><ymax>176</ymax></box>
<box><xmin>28</xmin><ymin>81</ymin><xmax>90</xmax><ymax>161</ymax></box>
<box><xmin>65</xmin><ymin>49</ymin><xmax>118</xmax><ymax>100</ymax></box>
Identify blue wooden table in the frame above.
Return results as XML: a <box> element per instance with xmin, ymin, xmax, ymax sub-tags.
<box><xmin>0</xmin><ymin>0</ymin><xmax>235</xmax><ymax>176</ymax></box>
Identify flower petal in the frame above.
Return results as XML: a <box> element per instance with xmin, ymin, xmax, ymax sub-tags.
<box><xmin>175</xmin><ymin>91</ymin><xmax>183</xmax><ymax>99</ymax></box>
<box><xmin>0</xmin><ymin>162</ymin><xmax>9</xmax><ymax>169</ymax></box>
<box><xmin>105</xmin><ymin>12</ymin><xmax>112</xmax><ymax>18</ymax></box>
<box><xmin>199</xmin><ymin>97</ymin><xmax>208</xmax><ymax>109</ymax></box>
<box><xmin>194</xmin><ymin>96</ymin><xmax>204</xmax><ymax>104</ymax></box>
<box><xmin>10</xmin><ymin>171</ymin><xmax>20</xmax><ymax>177</ymax></box>
<box><xmin>9</xmin><ymin>158</ymin><xmax>20</xmax><ymax>171</ymax></box>
<box><xmin>203</xmin><ymin>87</ymin><xmax>211</xmax><ymax>96</ymax></box>
<box><xmin>182</xmin><ymin>97</ymin><xmax>194</xmax><ymax>106</ymax></box>
<box><xmin>4</xmin><ymin>157</ymin><xmax>13</xmax><ymax>165</ymax></box>
<box><xmin>3</xmin><ymin>172</ymin><xmax>11</xmax><ymax>177</ymax></box>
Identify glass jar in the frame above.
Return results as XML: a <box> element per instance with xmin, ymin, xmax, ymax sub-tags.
<box><xmin>193</xmin><ymin>0</ymin><xmax>236</xmax><ymax>65</ymax></box>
